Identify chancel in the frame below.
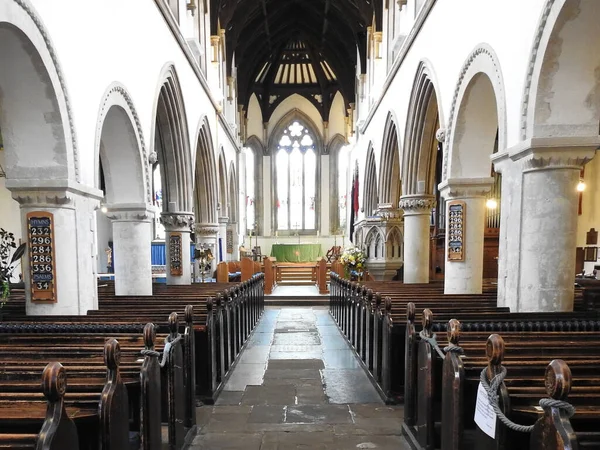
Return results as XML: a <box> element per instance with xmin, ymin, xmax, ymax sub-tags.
<box><xmin>0</xmin><ymin>0</ymin><xmax>599</xmax><ymax>449</ymax></box>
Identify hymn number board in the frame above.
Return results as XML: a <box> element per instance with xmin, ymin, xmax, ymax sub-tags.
<box><xmin>27</xmin><ymin>211</ymin><xmax>57</xmax><ymax>303</ymax></box>
<box><xmin>169</xmin><ymin>232</ymin><xmax>183</xmax><ymax>276</ymax></box>
<box><xmin>447</xmin><ymin>201</ymin><xmax>465</xmax><ymax>262</ymax></box>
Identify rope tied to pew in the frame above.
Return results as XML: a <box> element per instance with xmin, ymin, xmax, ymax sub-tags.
<box><xmin>141</xmin><ymin>334</ymin><xmax>183</xmax><ymax>369</ymax></box>
<box><xmin>479</xmin><ymin>367</ymin><xmax>576</xmax><ymax>434</ymax></box>
<box><xmin>443</xmin><ymin>342</ymin><xmax>464</xmax><ymax>354</ymax></box>
<box><xmin>418</xmin><ymin>330</ymin><xmax>446</xmax><ymax>360</ymax></box>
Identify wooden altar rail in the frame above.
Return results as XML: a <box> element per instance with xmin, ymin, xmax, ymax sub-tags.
<box><xmin>218</xmin><ymin>258</ymin><xmax>274</xmax><ymax>293</ymax></box>
<box><xmin>316</xmin><ymin>258</ymin><xmax>329</xmax><ymax>294</ymax></box>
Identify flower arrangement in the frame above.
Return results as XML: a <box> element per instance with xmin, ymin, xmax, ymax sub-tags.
<box><xmin>0</xmin><ymin>228</ymin><xmax>26</xmax><ymax>308</ymax></box>
<box><xmin>339</xmin><ymin>246</ymin><xmax>366</xmax><ymax>279</ymax></box>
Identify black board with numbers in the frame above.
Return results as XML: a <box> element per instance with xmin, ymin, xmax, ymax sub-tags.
<box><xmin>169</xmin><ymin>232</ymin><xmax>183</xmax><ymax>276</ymax></box>
<box><xmin>27</xmin><ymin>211</ymin><xmax>57</xmax><ymax>303</ymax></box>
<box><xmin>447</xmin><ymin>201</ymin><xmax>465</xmax><ymax>262</ymax></box>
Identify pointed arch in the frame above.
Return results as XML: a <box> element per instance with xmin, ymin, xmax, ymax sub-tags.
<box><xmin>328</xmin><ymin>133</ymin><xmax>348</xmax><ymax>232</ymax></box>
<box><xmin>363</xmin><ymin>144</ymin><xmax>378</xmax><ymax>217</ymax></box>
<box><xmin>403</xmin><ymin>61</ymin><xmax>444</xmax><ymax>195</ymax></box>
<box><xmin>151</xmin><ymin>64</ymin><xmax>193</xmax><ymax>213</ymax></box>
<box><xmin>364</xmin><ymin>226</ymin><xmax>385</xmax><ymax>259</ymax></box>
<box><xmin>228</xmin><ymin>162</ymin><xmax>238</xmax><ymax>223</ymax></box>
<box><xmin>268</xmin><ymin>108</ymin><xmax>324</xmax><ymax>154</ymax></box>
<box><xmin>194</xmin><ymin>117</ymin><xmax>218</xmax><ymax>224</ymax></box>
<box><xmin>379</xmin><ymin>112</ymin><xmax>402</xmax><ymax>206</ymax></box>
<box><xmin>218</xmin><ymin>148</ymin><xmax>228</xmax><ymax>217</ymax></box>
<box><xmin>244</xmin><ymin>135</ymin><xmax>264</xmax><ymax>233</ymax></box>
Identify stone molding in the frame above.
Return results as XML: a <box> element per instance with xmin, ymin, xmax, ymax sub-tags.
<box><xmin>438</xmin><ymin>178</ymin><xmax>494</xmax><ymax>199</ymax></box>
<box><xmin>399</xmin><ymin>195</ymin><xmax>436</xmax><ymax>215</ymax></box>
<box><xmin>509</xmin><ymin>139</ymin><xmax>598</xmax><ymax>172</ymax></box>
<box><xmin>435</xmin><ymin>128</ymin><xmax>446</xmax><ymax>143</ymax></box>
<box><xmin>375</xmin><ymin>203</ymin><xmax>404</xmax><ymax>220</ymax></box>
<box><xmin>106</xmin><ymin>205</ymin><xmax>154</xmax><ymax>222</ymax></box>
<box><xmin>160</xmin><ymin>213</ymin><xmax>194</xmax><ymax>231</ymax></box>
<box><xmin>194</xmin><ymin>223</ymin><xmax>220</xmax><ymax>236</ymax></box>
<box><xmin>10</xmin><ymin>185</ymin><xmax>103</xmax><ymax>208</ymax></box>
<box><xmin>218</xmin><ymin>216</ymin><xmax>230</xmax><ymax>225</ymax></box>
<box><xmin>10</xmin><ymin>0</ymin><xmax>80</xmax><ymax>181</ymax></box>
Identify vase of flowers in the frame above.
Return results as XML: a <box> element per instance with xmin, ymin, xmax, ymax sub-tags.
<box><xmin>340</xmin><ymin>246</ymin><xmax>366</xmax><ymax>281</ymax></box>
<box><xmin>0</xmin><ymin>228</ymin><xmax>26</xmax><ymax>311</ymax></box>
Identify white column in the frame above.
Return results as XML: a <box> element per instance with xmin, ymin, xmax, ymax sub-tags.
<box><xmin>11</xmin><ymin>186</ymin><xmax>102</xmax><ymax>315</ymax></box>
<box><xmin>107</xmin><ymin>206</ymin><xmax>153</xmax><ymax>296</ymax></box>
<box><xmin>161</xmin><ymin>213</ymin><xmax>194</xmax><ymax>285</ymax></box>
<box><xmin>218</xmin><ymin>216</ymin><xmax>229</xmax><ymax>262</ymax></box>
<box><xmin>229</xmin><ymin>222</ymin><xmax>240</xmax><ymax>260</ymax></box>
<box><xmin>439</xmin><ymin>178</ymin><xmax>493</xmax><ymax>294</ymax></box>
<box><xmin>399</xmin><ymin>195</ymin><xmax>435</xmax><ymax>283</ymax></box>
<box><xmin>511</xmin><ymin>145</ymin><xmax>596</xmax><ymax>311</ymax></box>
<box><xmin>194</xmin><ymin>223</ymin><xmax>219</xmax><ymax>280</ymax></box>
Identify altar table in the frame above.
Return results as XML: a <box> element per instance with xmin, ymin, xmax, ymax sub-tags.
<box><xmin>270</xmin><ymin>243</ymin><xmax>323</xmax><ymax>263</ymax></box>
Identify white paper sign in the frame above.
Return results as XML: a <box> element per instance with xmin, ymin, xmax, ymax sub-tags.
<box><xmin>474</xmin><ymin>382</ymin><xmax>497</xmax><ymax>439</ymax></box>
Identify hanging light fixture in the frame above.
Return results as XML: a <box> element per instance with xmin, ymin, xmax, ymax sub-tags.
<box><xmin>577</xmin><ymin>179</ymin><xmax>586</xmax><ymax>192</ymax></box>
<box><xmin>486</xmin><ymin>198</ymin><xmax>498</xmax><ymax>210</ymax></box>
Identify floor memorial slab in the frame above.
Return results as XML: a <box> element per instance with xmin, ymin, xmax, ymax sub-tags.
<box><xmin>192</xmin><ymin>306</ymin><xmax>408</xmax><ymax>449</ymax></box>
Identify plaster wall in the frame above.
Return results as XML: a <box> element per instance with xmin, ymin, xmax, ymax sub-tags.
<box><xmin>577</xmin><ymin>154</ymin><xmax>600</xmax><ymax>273</ymax></box>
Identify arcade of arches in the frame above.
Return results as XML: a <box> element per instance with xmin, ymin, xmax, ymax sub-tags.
<box><xmin>0</xmin><ymin>0</ymin><xmax>598</xmax><ymax>316</ymax></box>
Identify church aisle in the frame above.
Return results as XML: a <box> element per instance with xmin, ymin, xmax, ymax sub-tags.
<box><xmin>191</xmin><ymin>307</ymin><xmax>407</xmax><ymax>449</ymax></box>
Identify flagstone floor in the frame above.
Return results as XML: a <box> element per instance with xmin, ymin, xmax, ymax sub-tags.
<box><xmin>191</xmin><ymin>307</ymin><xmax>408</xmax><ymax>450</ymax></box>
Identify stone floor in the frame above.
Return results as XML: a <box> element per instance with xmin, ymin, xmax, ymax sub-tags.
<box><xmin>191</xmin><ymin>306</ymin><xmax>407</xmax><ymax>449</ymax></box>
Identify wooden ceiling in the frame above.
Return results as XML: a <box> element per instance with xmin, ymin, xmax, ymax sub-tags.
<box><xmin>210</xmin><ymin>0</ymin><xmax>381</xmax><ymax>122</ymax></box>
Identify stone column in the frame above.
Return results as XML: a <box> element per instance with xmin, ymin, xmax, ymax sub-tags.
<box><xmin>10</xmin><ymin>186</ymin><xmax>102</xmax><ymax>315</ymax></box>
<box><xmin>194</xmin><ymin>223</ymin><xmax>219</xmax><ymax>280</ymax></box>
<box><xmin>106</xmin><ymin>206</ymin><xmax>153</xmax><ymax>296</ymax></box>
<box><xmin>508</xmin><ymin>144</ymin><xmax>596</xmax><ymax>311</ymax></box>
<box><xmin>160</xmin><ymin>213</ymin><xmax>194</xmax><ymax>285</ymax></box>
<box><xmin>399</xmin><ymin>195</ymin><xmax>435</xmax><ymax>283</ymax></box>
<box><xmin>439</xmin><ymin>178</ymin><xmax>493</xmax><ymax>294</ymax></box>
<box><xmin>218</xmin><ymin>216</ymin><xmax>229</xmax><ymax>262</ymax></box>
<box><xmin>228</xmin><ymin>222</ymin><xmax>240</xmax><ymax>260</ymax></box>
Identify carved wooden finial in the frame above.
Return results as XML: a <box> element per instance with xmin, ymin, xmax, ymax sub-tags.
<box><xmin>367</xmin><ymin>289</ymin><xmax>374</xmax><ymax>304</ymax></box>
<box><xmin>206</xmin><ymin>297</ymin><xmax>213</xmax><ymax>311</ymax></box>
<box><xmin>407</xmin><ymin>302</ymin><xmax>415</xmax><ymax>323</ymax></box>
<box><xmin>545</xmin><ymin>359</ymin><xmax>572</xmax><ymax>401</ymax></box>
<box><xmin>104</xmin><ymin>338</ymin><xmax>121</xmax><ymax>370</ymax></box>
<box><xmin>185</xmin><ymin>305</ymin><xmax>194</xmax><ymax>324</ymax></box>
<box><xmin>447</xmin><ymin>319</ymin><xmax>460</xmax><ymax>346</ymax></box>
<box><xmin>143</xmin><ymin>323</ymin><xmax>156</xmax><ymax>350</ymax></box>
<box><xmin>486</xmin><ymin>334</ymin><xmax>505</xmax><ymax>366</ymax></box>
<box><xmin>375</xmin><ymin>293</ymin><xmax>382</xmax><ymax>307</ymax></box>
<box><xmin>41</xmin><ymin>361</ymin><xmax>66</xmax><ymax>402</ymax></box>
<box><xmin>385</xmin><ymin>296</ymin><xmax>392</xmax><ymax>313</ymax></box>
<box><xmin>168</xmin><ymin>312</ymin><xmax>179</xmax><ymax>337</ymax></box>
<box><xmin>422</xmin><ymin>309</ymin><xmax>433</xmax><ymax>333</ymax></box>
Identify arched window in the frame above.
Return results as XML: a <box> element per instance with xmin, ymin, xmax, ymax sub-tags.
<box><xmin>275</xmin><ymin>121</ymin><xmax>318</xmax><ymax>232</ymax></box>
<box><xmin>338</xmin><ymin>146</ymin><xmax>349</xmax><ymax>230</ymax></box>
<box><xmin>243</xmin><ymin>147</ymin><xmax>255</xmax><ymax>232</ymax></box>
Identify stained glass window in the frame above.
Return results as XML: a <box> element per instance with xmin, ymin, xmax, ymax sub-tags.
<box><xmin>274</xmin><ymin>121</ymin><xmax>318</xmax><ymax>231</ymax></box>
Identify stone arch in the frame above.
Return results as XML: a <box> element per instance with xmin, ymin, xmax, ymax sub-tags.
<box><xmin>267</xmin><ymin>108</ymin><xmax>324</xmax><ymax>154</ymax></box>
<box><xmin>228</xmin><ymin>162</ymin><xmax>238</xmax><ymax>223</ymax></box>
<box><xmin>194</xmin><ymin>116</ymin><xmax>218</xmax><ymax>224</ymax></box>
<box><xmin>244</xmin><ymin>135</ymin><xmax>263</xmax><ymax>233</ymax></box>
<box><xmin>444</xmin><ymin>45</ymin><xmax>506</xmax><ymax>180</ymax></box>
<box><xmin>95</xmin><ymin>83</ymin><xmax>149</xmax><ymax>206</ymax></box>
<box><xmin>363</xmin><ymin>144</ymin><xmax>378</xmax><ymax>217</ymax></box>
<box><xmin>522</xmin><ymin>0</ymin><xmax>600</xmax><ymax>140</ymax></box>
<box><xmin>150</xmin><ymin>64</ymin><xmax>193</xmax><ymax>213</ymax></box>
<box><xmin>0</xmin><ymin>7</ymin><xmax>78</xmax><ymax>182</ymax></box>
<box><xmin>403</xmin><ymin>61</ymin><xmax>444</xmax><ymax>195</ymax></box>
<box><xmin>364</xmin><ymin>226</ymin><xmax>385</xmax><ymax>259</ymax></box>
<box><xmin>386</xmin><ymin>226</ymin><xmax>403</xmax><ymax>260</ymax></box>
<box><xmin>328</xmin><ymin>133</ymin><xmax>348</xmax><ymax>233</ymax></box>
<box><xmin>217</xmin><ymin>148</ymin><xmax>228</xmax><ymax>217</ymax></box>
<box><xmin>379</xmin><ymin>112</ymin><xmax>402</xmax><ymax>205</ymax></box>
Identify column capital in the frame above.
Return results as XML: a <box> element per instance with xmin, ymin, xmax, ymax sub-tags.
<box><xmin>160</xmin><ymin>212</ymin><xmax>194</xmax><ymax>232</ymax></box>
<box><xmin>9</xmin><ymin>183</ymin><xmax>103</xmax><ymax>209</ymax></box>
<box><xmin>375</xmin><ymin>203</ymin><xmax>404</xmax><ymax>220</ymax></box>
<box><xmin>218</xmin><ymin>216</ymin><xmax>230</xmax><ymax>225</ymax></box>
<box><xmin>508</xmin><ymin>137</ymin><xmax>598</xmax><ymax>172</ymax></box>
<box><xmin>438</xmin><ymin>177</ymin><xmax>493</xmax><ymax>200</ymax></box>
<box><xmin>194</xmin><ymin>223</ymin><xmax>220</xmax><ymax>237</ymax></box>
<box><xmin>105</xmin><ymin>204</ymin><xmax>154</xmax><ymax>222</ymax></box>
<box><xmin>399</xmin><ymin>195</ymin><xmax>436</xmax><ymax>216</ymax></box>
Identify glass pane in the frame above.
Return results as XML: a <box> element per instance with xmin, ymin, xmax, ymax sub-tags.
<box><xmin>245</xmin><ymin>149</ymin><xmax>255</xmax><ymax>231</ymax></box>
<box><xmin>276</xmin><ymin>150</ymin><xmax>289</xmax><ymax>230</ymax></box>
<box><xmin>338</xmin><ymin>148</ymin><xmax>348</xmax><ymax>229</ymax></box>
<box><xmin>289</xmin><ymin>148</ymin><xmax>303</xmax><ymax>230</ymax></box>
<box><xmin>304</xmin><ymin>149</ymin><xmax>316</xmax><ymax>229</ymax></box>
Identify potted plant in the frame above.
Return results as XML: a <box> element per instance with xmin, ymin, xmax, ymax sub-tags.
<box><xmin>339</xmin><ymin>246</ymin><xmax>366</xmax><ymax>281</ymax></box>
<box><xmin>0</xmin><ymin>228</ymin><xmax>26</xmax><ymax>310</ymax></box>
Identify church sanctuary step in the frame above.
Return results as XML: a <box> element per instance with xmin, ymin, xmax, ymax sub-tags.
<box><xmin>265</xmin><ymin>285</ymin><xmax>329</xmax><ymax>306</ymax></box>
<box><xmin>275</xmin><ymin>263</ymin><xmax>317</xmax><ymax>285</ymax></box>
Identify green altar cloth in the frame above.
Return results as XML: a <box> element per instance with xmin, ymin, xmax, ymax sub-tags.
<box><xmin>270</xmin><ymin>243</ymin><xmax>323</xmax><ymax>263</ymax></box>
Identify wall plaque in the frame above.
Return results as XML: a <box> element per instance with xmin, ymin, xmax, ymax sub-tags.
<box><xmin>27</xmin><ymin>211</ymin><xmax>57</xmax><ymax>303</ymax></box>
<box><xmin>447</xmin><ymin>201</ymin><xmax>465</xmax><ymax>262</ymax></box>
<box><xmin>226</xmin><ymin>229</ymin><xmax>233</xmax><ymax>254</ymax></box>
<box><xmin>169</xmin><ymin>233</ymin><xmax>183</xmax><ymax>276</ymax></box>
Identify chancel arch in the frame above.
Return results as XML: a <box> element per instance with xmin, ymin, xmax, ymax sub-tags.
<box><xmin>441</xmin><ymin>45</ymin><xmax>505</xmax><ymax>296</ymax></box>
<box><xmin>95</xmin><ymin>84</ymin><xmax>152</xmax><ymax>296</ymax></box>
<box><xmin>0</xmin><ymin>12</ymin><xmax>100</xmax><ymax>315</ymax></box>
